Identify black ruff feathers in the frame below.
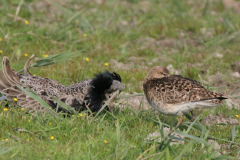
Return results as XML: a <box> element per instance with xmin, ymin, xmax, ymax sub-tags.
<box><xmin>87</xmin><ymin>71</ymin><xmax>121</xmax><ymax>111</ymax></box>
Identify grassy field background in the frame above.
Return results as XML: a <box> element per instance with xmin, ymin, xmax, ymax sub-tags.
<box><xmin>0</xmin><ymin>0</ymin><xmax>240</xmax><ymax>159</ymax></box>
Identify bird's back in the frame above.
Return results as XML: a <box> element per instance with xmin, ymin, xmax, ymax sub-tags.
<box><xmin>143</xmin><ymin>75</ymin><xmax>227</xmax><ymax>115</ymax></box>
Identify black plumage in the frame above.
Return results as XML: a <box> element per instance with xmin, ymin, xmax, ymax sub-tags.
<box><xmin>0</xmin><ymin>56</ymin><xmax>125</xmax><ymax>114</ymax></box>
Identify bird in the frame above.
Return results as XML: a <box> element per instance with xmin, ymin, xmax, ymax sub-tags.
<box><xmin>0</xmin><ymin>55</ymin><xmax>125</xmax><ymax>115</ymax></box>
<box><xmin>143</xmin><ymin>66</ymin><xmax>228</xmax><ymax>126</ymax></box>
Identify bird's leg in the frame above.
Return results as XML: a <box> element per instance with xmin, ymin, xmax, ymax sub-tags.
<box><xmin>105</xmin><ymin>93</ymin><xmax>110</xmax><ymax>100</ymax></box>
<box><xmin>191</xmin><ymin>110</ymin><xmax>203</xmax><ymax>122</ymax></box>
<box><xmin>105</xmin><ymin>93</ymin><xmax>112</xmax><ymax>114</ymax></box>
<box><xmin>105</xmin><ymin>90</ymin><xmax>119</xmax><ymax>114</ymax></box>
<box><xmin>84</xmin><ymin>102</ymin><xmax>92</xmax><ymax>114</ymax></box>
<box><xmin>190</xmin><ymin>110</ymin><xmax>195</xmax><ymax>121</ymax></box>
<box><xmin>177</xmin><ymin>115</ymin><xmax>183</xmax><ymax>126</ymax></box>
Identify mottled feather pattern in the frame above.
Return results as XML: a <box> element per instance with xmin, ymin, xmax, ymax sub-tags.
<box><xmin>143</xmin><ymin>66</ymin><xmax>227</xmax><ymax>116</ymax></box>
<box><xmin>18</xmin><ymin>75</ymin><xmax>93</xmax><ymax>112</ymax></box>
<box><xmin>144</xmin><ymin>75</ymin><xmax>226</xmax><ymax>104</ymax></box>
<box><xmin>0</xmin><ymin>56</ymin><xmax>125</xmax><ymax>114</ymax></box>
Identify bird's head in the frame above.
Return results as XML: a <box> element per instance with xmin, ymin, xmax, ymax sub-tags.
<box><xmin>106</xmin><ymin>80</ymin><xmax>125</xmax><ymax>93</ymax></box>
<box><xmin>145</xmin><ymin>66</ymin><xmax>170</xmax><ymax>80</ymax></box>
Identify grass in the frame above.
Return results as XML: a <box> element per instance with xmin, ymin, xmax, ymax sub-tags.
<box><xmin>0</xmin><ymin>0</ymin><xmax>240</xmax><ymax>159</ymax></box>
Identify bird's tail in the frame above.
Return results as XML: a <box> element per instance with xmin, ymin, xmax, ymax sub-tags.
<box><xmin>0</xmin><ymin>57</ymin><xmax>24</xmax><ymax>101</ymax></box>
<box><xmin>0</xmin><ymin>57</ymin><xmax>47</xmax><ymax>114</ymax></box>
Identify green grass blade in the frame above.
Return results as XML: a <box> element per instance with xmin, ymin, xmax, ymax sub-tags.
<box><xmin>51</xmin><ymin>96</ymin><xmax>76</xmax><ymax>114</ymax></box>
<box><xmin>232</xmin><ymin>125</ymin><xmax>236</xmax><ymax>142</ymax></box>
<box><xmin>17</xmin><ymin>86</ymin><xmax>59</xmax><ymax>118</ymax></box>
<box><xmin>49</xmin><ymin>0</ymin><xmax>73</xmax><ymax>17</ymax></box>
<box><xmin>116</xmin><ymin>120</ymin><xmax>120</xmax><ymax>145</ymax></box>
<box><xmin>207</xmin><ymin>135</ymin><xmax>240</xmax><ymax>145</ymax></box>
<box><xmin>18</xmin><ymin>52</ymin><xmax>80</xmax><ymax>73</ymax></box>
<box><xmin>175</xmin><ymin>130</ymin><xmax>207</xmax><ymax>144</ymax></box>
<box><xmin>174</xmin><ymin>142</ymin><xmax>193</xmax><ymax>160</ymax></box>
<box><xmin>0</xmin><ymin>147</ymin><xmax>13</xmax><ymax>156</ymax></box>
<box><xmin>67</xmin><ymin>9</ymin><xmax>85</xmax><ymax>23</ymax></box>
<box><xmin>169</xmin><ymin>135</ymin><xmax>186</xmax><ymax>142</ymax></box>
<box><xmin>214</xmin><ymin>156</ymin><xmax>236</xmax><ymax>160</ymax></box>
<box><xmin>32</xmin><ymin>52</ymin><xmax>79</xmax><ymax>67</ymax></box>
<box><xmin>229</xmin><ymin>125</ymin><xmax>236</xmax><ymax>148</ymax></box>
<box><xmin>222</xmin><ymin>16</ymin><xmax>236</xmax><ymax>32</ymax></box>
<box><xmin>186</xmin><ymin>115</ymin><xmax>201</xmax><ymax>134</ymax></box>
<box><xmin>117</xmin><ymin>93</ymin><xmax>144</xmax><ymax>99</ymax></box>
<box><xmin>94</xmin><ymin>92</ymin><xmax>118</xmax><ymax>118</ymax></box>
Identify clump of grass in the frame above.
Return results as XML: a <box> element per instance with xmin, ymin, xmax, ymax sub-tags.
<box><xmin>0</xmin><ymin>0</ymin><xmax>240</xmax><ymax>159</ymax></box>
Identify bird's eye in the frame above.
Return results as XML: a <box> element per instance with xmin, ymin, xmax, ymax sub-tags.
<box><xmin>162</xmin><ymin>73</ymin><xmax>166</xmax><ymax>76</ymax></box>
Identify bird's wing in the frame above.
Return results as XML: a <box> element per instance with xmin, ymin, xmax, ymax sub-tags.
<box><xmin>0</xmin><ymin>56</ymin><xmax>70</xmax><ymax>114</ymax></box>
<box><xmin>144</xmin><ymin>75</ymin><xmax>227</xmax><ymax>104</ymax></box>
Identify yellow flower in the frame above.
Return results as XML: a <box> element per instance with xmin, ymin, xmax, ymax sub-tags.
<box><xmin>83</xmin><ymin>34</ymin><xmax>87</xmax><ymax>37</ymax></box>
<box><xmin>33</xmin><ymin>74</ymin><xmax>36</xmax><ymax>76</ymax></box>
<box><xmin>1</xmin><ymin>139</ymin><xmax>4</xmax><ymax>141</ymax></box>
<box><xmin>72</xmin><ymin>115</ymin><xmax>74</xmax><ymax>117</ymax></box>
<box><xmin>5</xmin><ymin>139</ymin><xmax>9</xmax><ymax>141</ymax></box>
<box><xmin>27</xmin><ymin>139</ymin><xmax>29</xmax><ymax>141</ymax></box>
<box><xmin>104</xmin><ymin>63</ymin><xmax>109</xmax><ymax>66</ymax></box>
<box><xmin>30</xmin><ymin>137</ymin><xmax>33</xmax><ymax>140</ymax></box>
<box><xmin>44</xmin><ymin>55</ymin><xmax>48</xmax><ymax>58</ymax></box>
<box><xmin>11</xmin><ymin>47</ymin><xmax>14</xmax><ymax>50</ymax></box>
<box><xmin>50</xmin><ymin>136</ymin><xmax>54</xmax><ymax>140</ymax></box>
<box><xmin>3</xmin><ymin>108</ymin><xmax>8</xmax><ymax>111</ymax></box>
<box><xmin>21</xmin><ymin>108</ymin><xmax>25</xmax><ymax>111</ymax></box>
<box><xmin>217</xmin><ymin>125</ymin><xmax>219</xmax><ymax>127</ymax></box>
<box><xmin>49</xmin><ymin>122</ymin><xmax>52</xmax><ymax>125</ymax></box>
<box><xmin>24</xmin><ymin>116</ymin><xmax>26</xmax><ymax>119</ymax></box>
<box><xmin>28</xmin><ymin>120</ymin><xmax>31</xmax><ymax>123</ymax></box>
<box><xmin>0</xmin><ymin>38</ymin><xmax>2</xmax><ymax>41</ymax></box>
<box><xmin>14</xmin><ymin>98</ymin><xmax>18</xmax><ymax>101</ymax></box>
<box><xmin>25</xmin><ymin>20</ymin><xmax>29</xmax><ymax>25</ymax></box>
<box><xmin>0</xmin><ymin>50</ymin><xmax>3</xmax><ymax>54</ymax></box>
<box><xmin>236</xmin><ymin>115</ymin><xmax>239</xmax><ymax>118</ymax></box>
<box><xmin>104</xmin><ymin>140</ymin><xmax>108</xmax><ymax>143</ymax></box>
<box><xmin>24</xmin><ymin>54</ymin><xmax>28</xmax><ymax>57</ymax></box>
<box><xmin>86</xmin><ymin>58</ymin><xmax>90</xmax><ymax>62</ymax></box>
<box><xmin>78</xmin><ymin>113</ymin><xmax>83</xmax><ymax>117</ymax></box>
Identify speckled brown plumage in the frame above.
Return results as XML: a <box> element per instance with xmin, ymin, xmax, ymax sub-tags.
<box><xmin>0</xmin><ymin>56</ymin><xmax>125</xmax><ymax>114</ymax></box>
<box><xmin>143</xmin><ymin>66</ymin><xmax>227</xmax><ymax>125</ymax></box>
